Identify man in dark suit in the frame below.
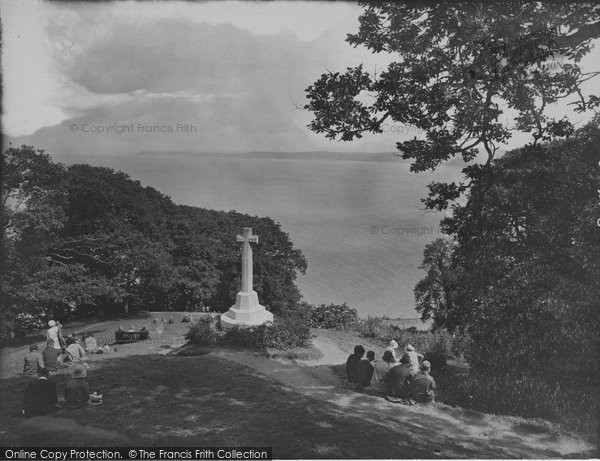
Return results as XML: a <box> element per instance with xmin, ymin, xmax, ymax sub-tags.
<box><xmin>346</xmin><ymin>345</ymin><xmax>365</xmax><ymax>386</ymax></box>
<box><xmin>356</xmin><ymin>350</ymin><xmax>376</xmax><ymax>388</ymax></box>
<box><xmin>387</xmin><ymin>353</ymin><xmax>413</xmax><ymax>398</ymax></box>
<box><xmin>411</xmin><ymin>360</ymin><xmax>436</xmax><ymax>403</ymax></box>
<box><xmin>23</xmin><ymin>368</ymin><xmax>58</xmax><ymax>416</ymax></box>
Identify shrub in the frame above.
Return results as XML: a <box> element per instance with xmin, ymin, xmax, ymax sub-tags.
<box><xmin>221</xmin><ymin>309</ymin><xmax>313</xmax><ymax>350</ymax></box>
<box><xmin>184</xmin><ymin>316</ymin><xmax>218</xmax><ymax>346</ymax></box>
<box><xmin>221</xmin><ymin>325</ymin><xmax>265</xmax><ymax>349</ymax></box>
<box><xmin>264</xmin><ymin>309</ymin><xmax>313</xmax><ymax>349</ymax></box>
<box><xmin>308</xmin><ymin>303</ymin><xmax>359</xmax><ymax>329</ymax></box>
<box><xmin>356</xmin><ymin>316</ymin><xmax>397</xmax><ymax>341</ymax></box>
<box><xmin>422</xmin><ymin>331</ymin><xmax>453</xmax><ymax>370</ymax></box>
<box><xmin>438</xmin><ymin>369</ymin><xmax>599</xmax><ymax>441</ymax></box>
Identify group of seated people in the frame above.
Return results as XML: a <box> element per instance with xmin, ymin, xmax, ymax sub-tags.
<box><xmin>152</xmin><ymin>316</ymin><xmax>175</xmax><ymax>324</ymax></box>
<box><xmin>21</xmin><ymin>319</ymin><xmax>117</xmax><ymax>416</ymax></box>
<box><xmin>22</xmin><ymin>364</ymin><xmax>103</xmax><ymax>416</ymax></box>
<box><xmin>24</xmin><ymin>330</ymin><xmax>111</xmax><ymax>377</ymax></box>
<box><xmin>345</xmin><ymin>340</ymin><xmax>436</xmax><ymax>403</ymax></box>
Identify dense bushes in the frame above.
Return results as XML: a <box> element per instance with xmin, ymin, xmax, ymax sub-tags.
<box><xmin>263</xmin><ymin>308</ymin><xmax>313</xmax><ymax>349</ymax></box>
<box><xmin>437</xmin><ymin>370</ymin><xmax>599</xmax><ymax>439</ymax></box>
<box><xmin>185</xmin><ymin>309</ymin><xmax>313</xmax><ymax>350</ymax></box>
<box><xmin>184</xmin><ymin>316</ymin><xmax>219</xmax><ymax>346</ymax></box>
<box><xmin>307</xmin><ymin>303</ymin><xmax>359</xmax><ymax>329</ymax></box>
<box><xmin>356</xmin><ymin>316</ymin><xmax>397</xmax><ymax>341</ymax></box>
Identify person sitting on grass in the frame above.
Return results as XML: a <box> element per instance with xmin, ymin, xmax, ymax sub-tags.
<box><xmin>345</xmin><ymin>345</ymin><xmax>365</xmax><ymax>387</ymax></box>
<box><xmin>84</xmin><ymin>334</ymin><xmax>98</xmax><ymax>354</ymax></box>
<box><xmin>411</xmin><ymin>360</ymin><xmax>436</xmax><ymax>403</ymax></box>
<box><xmin>23</xmin><ymin>344</ymin><xmax>44</xmax><ymax>376</ymax></box>
<box><xmin>404</xmin><ymin>344</ymin><xmax>424</xmax><ymax>375</ymax></box>
<box><xmin>356</xmin><ymin>350</ymin><xmax>376</xmax><ymax>388</ymax></box>
<box><xmin>387</xmin><ymin>353</ymin><xmax>413</xmax><ymax>398</ymax></box>
<box><xmin>370</xmin><ymin>350</ymin><xmax>398</xmax><ymax>394</ymax></box>
<box><xmin>385</xmin><ymin>339</ymin><xmax>399</xmax><ymax>361</ymax></box>
<box><xmin>65</xmin><ymin>336</ymin><xmax>86</xmax><ymax>364</ymax></box>
<box><xmin>42</xmin><ymin>339</ymin><xmax>61</xmax><ymax>372</ymax></box>
<box><xmin>22</xmin><ymin>368</ymin><xmax>58</xmax><ymax>416</ymax></box>
<box><xmin>64</xmin><ymin>363</ymin><xmax>91</xmax><ymax>408</ymax></box>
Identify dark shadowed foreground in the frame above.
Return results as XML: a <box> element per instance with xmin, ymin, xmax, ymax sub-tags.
<box><xmin>0</xmin><ymin>340</ymin><xmax>594</xmax><ymax>459</ymax></box>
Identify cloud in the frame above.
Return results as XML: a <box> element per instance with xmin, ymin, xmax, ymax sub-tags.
<box><xmin>7</xmin><ymin>7</ymin><xmax>402</xmax><ymax>155</ymax></box>
<box><xmin>3</xmin><ymin>1</ymin><xmax>458</xmax><ymax>155</ymax></box>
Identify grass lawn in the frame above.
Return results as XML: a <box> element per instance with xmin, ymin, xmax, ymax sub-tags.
<box><xmin>1</xmin><ymin>316</ymin><xmax>596</xmax><ymax>458</ymax></box>
<box><xmin>1</xmin><ymin>312</ymin><xmax>196</xmax><ymax>379</ymax></box>
<box><xmin>0</xmin><ymin>354</ymin><xmax>433</xmax><ymax>459</ymax></box>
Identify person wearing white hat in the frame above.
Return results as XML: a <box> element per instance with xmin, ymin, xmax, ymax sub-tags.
<box><xmin>404</xmin><ymin>344</ymin><xmax>424</xmax><ymax>375</ymax></box>
<box><xmin>46</xmin><ymin>320</ymin><xmax>61</xmax><ymax>350</ymax></box>
<box><xmin>385</xmin><ymin>339</ymin><xmax>399</xmax><ymax>361</ymax></box>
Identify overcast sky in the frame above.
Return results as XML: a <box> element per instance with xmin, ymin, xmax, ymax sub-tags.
<box><xmin>2</xmin><ymin>0</ymin><xmax>599</xmax><ymax>156</ymax></box>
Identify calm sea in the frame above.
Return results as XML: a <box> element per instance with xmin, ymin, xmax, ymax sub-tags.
<box><xmin>53</xmin><ymin>151</ymin><xmax>463</xmax><ymax>320</ymax></box>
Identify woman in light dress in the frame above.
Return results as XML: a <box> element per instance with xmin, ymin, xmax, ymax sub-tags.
<box><xmin>370</xmin><ymin>350</ymin><xmax>398</xmax><ymax>394</ymax></box>
<box><xmin>46</xmin><ymin>320</ymin><xmax>62</xmax><ymax>350</ymax></box>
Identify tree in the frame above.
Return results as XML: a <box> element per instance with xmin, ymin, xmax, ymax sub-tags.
<box><xmin>2</xmin><ymin>146</ymin><xmax>308</xmax><ymax>338</ymax></box>
<box><xmin>414</xmin><ymin>238</ymin><xmax>458</xmax><ymax>331</ymax></box>
<box><xmin>304</xmin><ymin>2</ymin><xmax>600</xmax><ymax>209</ymax></box>
<box><xmin>441</xmin><ymin>122</ymin><xmax>600</xmax><ymax>382</ymax></box>
<box><xmin>1</xmin><ymin>146</ymin><xmax>69</xmax><ymax>338</ymax></box>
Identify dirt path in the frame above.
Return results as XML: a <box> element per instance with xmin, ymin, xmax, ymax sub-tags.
<box><xmin>207</xmin><ymin>334</ymin><xmax>593</xmax><ymax>459</ymax></box>
<box><xmin>4</xmin><ymin>319</ymin><xmax>594</xmax><ymax>457</ymax></box>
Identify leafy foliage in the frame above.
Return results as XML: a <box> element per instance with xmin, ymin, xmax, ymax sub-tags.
<box><xmin>414</xmin><ymin>123</ymin><xmax>600</xmax><ymax>431</ymax></box>
<box><xmin>184</xmin><ymin>316</ymin><xmax>219</xmax><ymax>346</ymax></box>
<box><xmin>304</xmin><ymin>2</ymin><xmax>600</xmax><ymax>209</ymax></box>
<box><xmin>443</xmin><ymin>123</ymin><xmax>600</xmax><ymax>382</ymax></box>
<box><xmin>306</xmin><ymin>302</ymin><xmax>360</xmax><ymax>329</ymax></box>
<box><xmin>218</xmin><ymin>309</ymin><xmax>313</xmax><ymax>350</ymax></box>
<box><xmin>1</xmin><ymin>146</ymin><xmax>307</xmax><ymax>339</ymax></box>
<box><xmin>439</xmin><ymin>370</ymin><xmax>599</xmax><ymax>440</ymax></box>
<box><xmin>414</xmin><ymin>238</ymin><xmax>459</xmax><ymax>331</ymax></box>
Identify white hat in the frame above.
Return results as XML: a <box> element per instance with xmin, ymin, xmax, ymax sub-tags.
<box><xmin>48</xmin><ymin>320</ymin><xmax>56</xmax><ymax>327</ymax></box>
<box><xmin>406</xmin><ymin>344</ymin><xmax>415</xmax><ymax>352</ymax></box>
<box><xmin>389</xmin><ymin>340</ymin><xmax>398</xmax><ymax>349</ymax></box>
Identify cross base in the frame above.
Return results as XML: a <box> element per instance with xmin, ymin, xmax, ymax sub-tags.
<box><xmin>220</xmin><ymin>291</ymin><xmax>274</xmax><ymax>330</ymax></box>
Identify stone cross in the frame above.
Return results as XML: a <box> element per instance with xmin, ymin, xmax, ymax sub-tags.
<box><xmin>237</xmin><ymin>228</ymin><xmax>258</xmax><ymax>292</ymax></box>
<box><xmin>221</xmin><ymin>227</ymin><xmax>272</xmax><ymax>329</ymax></box>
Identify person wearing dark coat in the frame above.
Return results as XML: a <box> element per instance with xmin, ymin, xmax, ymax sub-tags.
<box><xmin>387</xmin><ymin>353</ymin><xmax>413</xmax><ymax>398</ymax></box>
<box><xmin>23</xmin><ymin>344</ymin><xmax>44</xmax><ymax>376</ymax></box>
<box><xmin>64</xmin><ymin>363</ymin><xmax>91</xmax><ymax>408</ymax></box>
<box><xmin>346</xmin><ymin>345</ymin><xmax>365</xmax><ymax>385</ymax></box>
<box><xmin>356</xmin><ymin>350</ymin><xmax>376</xmax><ymax>387</ymax></box>
<box><xmin>42</xmin><ymin>339</ymin><xmax>61</xmax><ymax>372</ymax></box>
<box><xmin>411</xmin><ymin>360</ymin><xmax>436</xmax><ymax>403</ymax></box>
<box><xmin>23</xmin><ymin>368</ymin><xmax>58</xmax><ymax>416</ymax></box>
